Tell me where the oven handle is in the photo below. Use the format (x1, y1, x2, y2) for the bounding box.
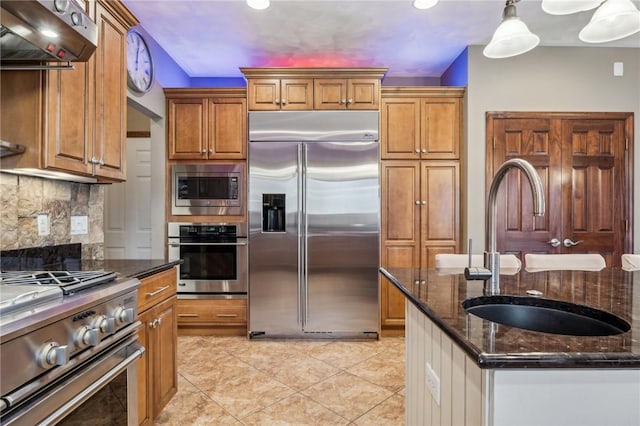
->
(169, 242, 247, 247)
(40, 341, 144, 426)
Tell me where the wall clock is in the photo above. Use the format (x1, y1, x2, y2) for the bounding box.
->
(126, 30, 154, 93)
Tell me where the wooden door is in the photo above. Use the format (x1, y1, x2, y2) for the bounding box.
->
(313, 79, 347, 110)
(280, 79, 313, 110)
(380, 98, 420, 160)
(421, 98, 460, 159)
(208, 97, 246, 159)
(94, 1, 127, 180)
(420, 160, 460, 268)
(561, 119, 629, 266)
(380, 161, 420, 330)
(152, 296, 178, 415)
(247, 79, 281, 110)
(167, 98, 207, 159)
(347, 79, 379, 110)
(488, 113, 632, 266)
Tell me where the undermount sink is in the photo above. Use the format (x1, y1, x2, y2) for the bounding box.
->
(462, 295, 630, 336)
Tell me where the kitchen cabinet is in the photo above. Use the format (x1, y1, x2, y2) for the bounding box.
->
(0, 0, 137, 182)
(176, 298, 247, 336)
(379, 87, 463, 334)
(381, 89, 461, 159)
(246, 78, 313, 111)
(240, 68, 387, 111)
(165, 88, 247, 160)
(137, 267, 178, 425)
(313, 78, 379, 110)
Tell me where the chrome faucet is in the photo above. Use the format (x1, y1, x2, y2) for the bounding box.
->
(485, 159, 545, 294)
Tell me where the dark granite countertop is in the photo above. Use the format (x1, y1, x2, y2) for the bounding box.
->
(80, 259, 181, 280)
(381, 267, 640, 369)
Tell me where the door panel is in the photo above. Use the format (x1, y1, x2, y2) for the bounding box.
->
(304, 142, 379, 333)
(248, 142, 300, 334)
(488, 113, 631, 266)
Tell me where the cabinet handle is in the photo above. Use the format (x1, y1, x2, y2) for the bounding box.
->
(347, 98, 353, 104)
(414, 280, 419, 285)
(275, 99, 280, 105)
(421, 149, 427, 153)
(415, 200, 420, 205)
(415, 149, 420, 153)
(149, 319, 159, 328)
(208, 149, 213, 153)
(178, 313, 199, 317)
(146, 286, 170, 297)
(99, 158, 104, 166)
(341, 99, 346, 104)
(421, 201, 427, 205)
(281, 99, 287, 105)
(216, 313, 238, 318)
(201, 149, 207, 154)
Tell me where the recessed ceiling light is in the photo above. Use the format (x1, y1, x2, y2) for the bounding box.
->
(247, 0, 270, 10)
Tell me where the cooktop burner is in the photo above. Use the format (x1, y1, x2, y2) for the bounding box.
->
(0, 270, 118, 295)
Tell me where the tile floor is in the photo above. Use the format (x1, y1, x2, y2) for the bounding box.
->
(155, 335, 405, 425)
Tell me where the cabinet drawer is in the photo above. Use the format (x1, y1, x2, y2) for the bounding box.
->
(177, 299, 247, 325)
(138, 268, 177, 313)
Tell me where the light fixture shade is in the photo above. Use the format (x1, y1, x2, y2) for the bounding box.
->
(483, 17, 541, 58)
(541, 0, 602, 15)
(413, 0, 439, 10)
(579, 0, 640, 42)
(247, 0, 270, 10)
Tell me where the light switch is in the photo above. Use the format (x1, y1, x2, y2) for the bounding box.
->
(70, 215, 89, 235)
(613, 62, 623, 77)
(37, 214, 50, 236)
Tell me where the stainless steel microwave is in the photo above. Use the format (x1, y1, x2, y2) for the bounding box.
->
(171, 164, 244, 216)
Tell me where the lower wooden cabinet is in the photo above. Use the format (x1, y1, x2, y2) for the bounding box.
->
(177, 298, 247, 336)
(137, 269, 178, 425)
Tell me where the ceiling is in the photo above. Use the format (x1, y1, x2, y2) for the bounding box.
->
(123, 0, 640, 79)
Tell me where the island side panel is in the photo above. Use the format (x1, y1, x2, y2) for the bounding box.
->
(406, 302, 486, 425)
(492, 369, 640, 426)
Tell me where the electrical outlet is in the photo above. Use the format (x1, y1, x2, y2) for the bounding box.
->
(426, 362, 441, 406)
(70, 215, 89, 235)
(37, 214, 50, 236)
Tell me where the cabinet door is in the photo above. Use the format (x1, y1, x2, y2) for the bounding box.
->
(167, 98, 208, 159)
(43, 64, 93, 175)
(347, 79, 379, 110)
(420, 98, 460, 159)
(137, 309, 153, 426)
(152, 296, 178, 416)
(281, 79, 313, 110)
(380, 161, 421, 328)
(381, 98, 421, 160)
(93, 1, 127, 180)
(420, 160, 460, 269)
(247, 79, 281, 110)
(313, 79, 347, 110)
(208, 98, 247, 159)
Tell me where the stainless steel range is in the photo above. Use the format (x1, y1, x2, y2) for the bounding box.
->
(0, 270, 143, 425)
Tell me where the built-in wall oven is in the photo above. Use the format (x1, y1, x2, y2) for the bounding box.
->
(168, 223, 247, 296)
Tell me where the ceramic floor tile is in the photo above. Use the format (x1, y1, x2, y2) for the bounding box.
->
(233, 340, 303, 370)
(153, 389, 239, 426)
(201, 367, 296, 418)
(302, 372, 394, 421)
(307, 341, 384, 369)
(255, 353, 342, 390)
(240, 393, 350, 426)
(180, 354, 256, 391)
(352, 393, 405, 426)
(347, 351, 405, 392)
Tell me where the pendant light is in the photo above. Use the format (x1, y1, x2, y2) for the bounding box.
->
(413, 0, 439, 9)
(247, 0, 270, 10)
(483, 0, 540, 59)
(541, 0, 602, 15)
(579, 0, 640, 42)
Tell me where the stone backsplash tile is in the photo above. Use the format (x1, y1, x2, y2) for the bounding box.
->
(0, 174, 104, 259)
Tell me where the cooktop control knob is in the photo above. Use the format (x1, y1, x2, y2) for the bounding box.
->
(37, 342, 69, 368)
(92, 315, 115, 334)
(114, 306, 134, 325)
(74, 325, 99, 348)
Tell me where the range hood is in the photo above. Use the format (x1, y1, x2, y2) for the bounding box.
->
(0, 0, 97, 67)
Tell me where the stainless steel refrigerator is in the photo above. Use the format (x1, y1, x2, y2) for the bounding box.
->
(248, 111, 380, 338)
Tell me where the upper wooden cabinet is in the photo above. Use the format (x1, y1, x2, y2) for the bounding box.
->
(0, 0, 137, 182)
(240, 68, 387, 111)
(381, 87, 463, 160)
(165, 88, 247, 160)
(247, 78, 313, 110)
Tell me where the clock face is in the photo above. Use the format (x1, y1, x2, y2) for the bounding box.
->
(126, 30, 153, 93)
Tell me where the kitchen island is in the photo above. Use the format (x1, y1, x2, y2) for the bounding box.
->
(381, 267, 640, 426)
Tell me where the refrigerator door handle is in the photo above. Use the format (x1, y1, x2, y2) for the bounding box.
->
(302, 144, 309, 328)
(297, 143, 303, 327)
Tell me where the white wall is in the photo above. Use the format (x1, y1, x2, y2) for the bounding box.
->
(465, 46, 640, 254)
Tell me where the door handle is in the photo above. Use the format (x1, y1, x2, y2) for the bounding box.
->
(547, 238, 561, 248)
(563, 238, 583, 247)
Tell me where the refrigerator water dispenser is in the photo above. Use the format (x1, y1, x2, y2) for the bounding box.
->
(262, 194, 285, 232)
